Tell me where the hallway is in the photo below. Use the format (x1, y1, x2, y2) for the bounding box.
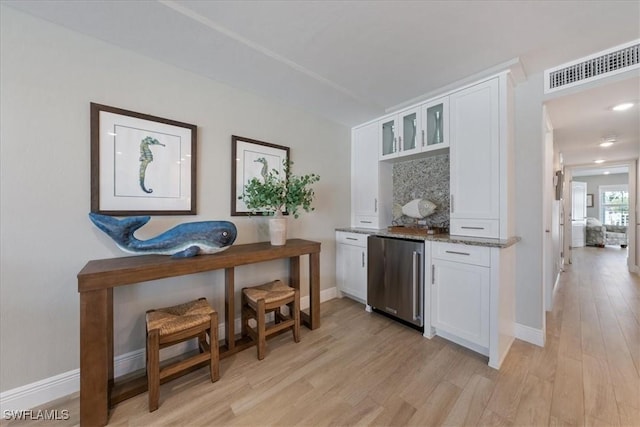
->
(547, 246, 639, 425)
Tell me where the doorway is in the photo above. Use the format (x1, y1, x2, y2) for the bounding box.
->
(564, 162, 636, 269)
(542, 73, 639, 313)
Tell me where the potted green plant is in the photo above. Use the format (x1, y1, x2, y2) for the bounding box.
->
(240, 160, 320, 245)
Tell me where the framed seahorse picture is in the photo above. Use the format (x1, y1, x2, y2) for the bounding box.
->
(231, 135, 289, 216)
(90, 103, 197, 215)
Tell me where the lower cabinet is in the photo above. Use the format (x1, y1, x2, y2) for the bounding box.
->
(431, 258, 490, 348)
(336, 232, 367, 302)
(429, 241, 515, 369)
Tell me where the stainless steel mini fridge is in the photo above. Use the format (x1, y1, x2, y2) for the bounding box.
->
(367, 235, 424, 328)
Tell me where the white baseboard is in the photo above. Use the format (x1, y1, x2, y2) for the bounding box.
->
(301, 286, 338, 310)
(0, 286, 338, 412)
(0, 370, 79, 413)
(514, 322, 545, 347)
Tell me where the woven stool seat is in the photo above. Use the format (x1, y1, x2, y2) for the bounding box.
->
(243, 280, 296, 305)
(146, 299, 214, 337)
(241, 280, 300, 360)
(145, 297, 219, 412)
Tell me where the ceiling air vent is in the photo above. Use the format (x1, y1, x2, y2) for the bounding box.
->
(545, 40, 639, 94)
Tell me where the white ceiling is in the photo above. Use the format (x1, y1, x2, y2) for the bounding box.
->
(573, 166, 629, 177)
(546, 75, 640, 167)
(4, 0, 640, 165)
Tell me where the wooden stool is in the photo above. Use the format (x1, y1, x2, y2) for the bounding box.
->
(145, 297, 219, 412)
(241, 280, 300, 360)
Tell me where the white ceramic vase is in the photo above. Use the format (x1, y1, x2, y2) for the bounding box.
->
(269, 211, 287, 246)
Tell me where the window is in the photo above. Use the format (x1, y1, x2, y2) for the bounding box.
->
(599, 184, 629, 226)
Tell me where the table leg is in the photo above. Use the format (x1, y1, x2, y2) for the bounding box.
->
(107, 288, 114, 397)
(80, 289, 110, 427)
(225, 267, 235, 351)
(309, 252, 320, 329)
(289, 256, 306, 327)
(289, 256, 300, 292)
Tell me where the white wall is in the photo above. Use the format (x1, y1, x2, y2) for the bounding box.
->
(0, 6, 350, 392)
(514, 72, 545, 330)
(637, 158, 640, 270)
(542, 106, 562, 313)
(552, 145, 564, 279)
(573, 173, 629, 220)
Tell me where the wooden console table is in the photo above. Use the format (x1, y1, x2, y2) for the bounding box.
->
(77, 239, 321, 426)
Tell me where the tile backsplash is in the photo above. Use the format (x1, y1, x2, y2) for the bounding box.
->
(393, 154, 450, 228)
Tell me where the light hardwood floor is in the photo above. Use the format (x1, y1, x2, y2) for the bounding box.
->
(4, 246, 639, 426)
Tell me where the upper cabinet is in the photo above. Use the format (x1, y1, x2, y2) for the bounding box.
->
(352, 71, 514, 236)
(449, 75, 513, 239)
(380, 100, 449, 161)
(421, 97, 449, 151)
(352, 122, 392, 229)
(379, 107, 422, 160)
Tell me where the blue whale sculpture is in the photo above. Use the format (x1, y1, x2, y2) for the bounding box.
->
(89, 213, 237, 258)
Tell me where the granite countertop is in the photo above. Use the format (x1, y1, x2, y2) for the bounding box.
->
(335, 227, 520, 248)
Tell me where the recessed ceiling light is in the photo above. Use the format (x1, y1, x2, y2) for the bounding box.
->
(600, 141, 614, 147)
(603, 171, 610, 175)
(612, 102, 634, 111)
(594, 159, 605, 164)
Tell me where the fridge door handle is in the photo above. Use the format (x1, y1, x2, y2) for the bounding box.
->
(412, 251, 420, 321)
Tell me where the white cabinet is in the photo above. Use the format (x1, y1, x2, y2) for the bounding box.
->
(352, 122, 379, 227)
(431, 249, 490, 348)
(379, 99, 449, 161)
(449, 75, 513, 239)
(379, 107, 422, 160)
(336, 232, 368, 302)
(421, 97, 449, 152)
(352, 122, 392, 229)
(429, 241, 515, 369)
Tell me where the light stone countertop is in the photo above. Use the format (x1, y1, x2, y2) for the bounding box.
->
(335, 227, 520, 248)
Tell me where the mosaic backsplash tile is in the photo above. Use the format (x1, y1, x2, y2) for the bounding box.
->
(393, 154, 450, 228)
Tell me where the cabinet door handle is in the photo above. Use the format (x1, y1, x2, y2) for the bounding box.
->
(362, 251, 365, 268)
(422, 129, 425, 147)
(374, 198, 378, 213)
(461, 226, 485, 230)
(445, 250, 471, 256)
(346, 237, 358, 241)
(399, 136, 402, 151)
(412, 251, 420, 321)
(431, 264, 435, 285)
(450, 195, 454, 213)
(360, 220, 372, 224)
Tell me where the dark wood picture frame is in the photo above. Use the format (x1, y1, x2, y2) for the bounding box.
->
(231, 135, 290, 216)
(586, 193, 594, 208)
(90, 103, 197, 215)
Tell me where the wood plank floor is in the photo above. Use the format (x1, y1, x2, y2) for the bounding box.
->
(3, 246, 638, 426)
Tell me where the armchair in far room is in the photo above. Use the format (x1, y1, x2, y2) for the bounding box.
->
(585, 217, 605, 247)
(585, 217, 628, 248)
(605, 224, 628, 248)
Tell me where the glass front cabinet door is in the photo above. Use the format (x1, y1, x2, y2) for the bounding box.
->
(421, 97, 449, 151)
(379, 107, 422, 160)
(380, 116, 397, 159)
(399, 107, 421, 157)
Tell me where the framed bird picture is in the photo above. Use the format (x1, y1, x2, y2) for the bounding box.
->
(231, 135, 289, 216)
